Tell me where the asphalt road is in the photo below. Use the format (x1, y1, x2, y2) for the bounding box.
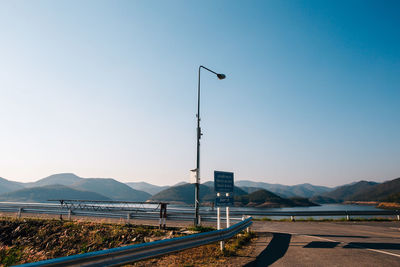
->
(246, 221, 400, 267)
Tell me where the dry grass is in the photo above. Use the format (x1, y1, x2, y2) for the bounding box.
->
(128, 231, 256, 267)
(377, 202, 400, 209)
(0, 217, 175, 266)
(0, 216, 255, 267)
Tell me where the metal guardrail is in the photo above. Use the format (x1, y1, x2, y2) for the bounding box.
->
(1, 202, 399, 221)
(16, 217, 253, 267)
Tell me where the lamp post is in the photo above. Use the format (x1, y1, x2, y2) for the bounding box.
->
(194, 65, 226, 226)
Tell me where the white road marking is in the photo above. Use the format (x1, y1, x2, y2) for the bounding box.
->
(301, 234, 400, 259)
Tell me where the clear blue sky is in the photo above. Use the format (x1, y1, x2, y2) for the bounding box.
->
(1, 0, 399, 186)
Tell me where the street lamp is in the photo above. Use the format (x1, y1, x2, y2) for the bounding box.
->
(194, 65, 226, 226)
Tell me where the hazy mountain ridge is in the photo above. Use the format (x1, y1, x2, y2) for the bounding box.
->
(350, 178, 400, 201)
(235, 189, 318, 208)
(150, 183, 248, 205)
(240, 186, 266, 194)
(0, 184, 111, 202)
(0, 177, 25, 194)
(311, 181, 379, 203)
(235, 180, 332, 198)
(149, 183, 213, 205)
(126, 182, 170, 195)
(1, 174, 399, 205)
(0, 174, 150, 203)
(24, 173, 84, 187)
(150, 183, 317, 207)
(71, 178, 151, 202)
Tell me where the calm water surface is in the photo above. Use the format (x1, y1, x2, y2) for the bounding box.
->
(168, 204, 389, 220)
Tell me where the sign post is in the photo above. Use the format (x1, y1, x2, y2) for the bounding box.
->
(214, 171, 234, 251)
(226, 193, 230, 228)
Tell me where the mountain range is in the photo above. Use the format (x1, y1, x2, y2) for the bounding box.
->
(149, 183, 248, 205)
(0, 177, 24, 194)
(311, 181, 378, 203)
(0, 173, 150, 202)
(235, 180, 332, 198)
(0, 173, 399, 206)
(126, 182, 170, 195)
(235, 189, 317, 208)
(310, 178, 400, 203)
(0, 184, 111, 202)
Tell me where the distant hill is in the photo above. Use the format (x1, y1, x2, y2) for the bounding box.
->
(0, 177, 24, 194)
(240, 186, 266, 194)
(235, 189, 284, 205)
(126, 182, 169, 195)
(26, 173, 83, 187)
(313, 181, 378, 203)
(0, 185, 110, 202)
(202, 181, 250, 195)
(202, 181, 214, 187)
(309, 195, 338, 204)
(235, 189, 317, 208)
(150, 183, 316, 207)
(201, 184, 248, 203)
(350, 178, 400, 202)
(173, 182, 188, 187)
(202, 181, 247, 195)
(289, 197, 318, 207)
(236, 180, 332, 198)
(4, 173, 398, 205)
(71, 178, 151, 202)
(150, 182, 247, 204)
(290, 183, 332, 198)
(386, 192, 400, 203)
(150, 183, 213, 204)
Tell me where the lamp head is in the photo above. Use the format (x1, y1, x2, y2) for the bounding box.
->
(217, 73, 226, 80)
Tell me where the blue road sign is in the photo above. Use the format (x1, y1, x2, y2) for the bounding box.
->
(214, 171, 234, 193)
(215, 195, 234, 207)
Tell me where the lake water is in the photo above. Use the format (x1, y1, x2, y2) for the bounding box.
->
(168, 204, 390, 220)
(235, 203, 382, 212)
(171, 203, 382, 212)
(234, 204, 387, 220)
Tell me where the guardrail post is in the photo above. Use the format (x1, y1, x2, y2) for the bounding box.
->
(17, 208, 23, 218)
(242, 215, 250, 233)
(160, 203, 167, 229)
(226, 206, 230, 228)
(217, 204, 224, 251)
(226, 193, 230, 228)
(397, 214, 400, 221)
(127, 212, 131, 224)
(217, 207, 221, 230)
(346, 213, 350, 221)
(68, 209, 72, 220)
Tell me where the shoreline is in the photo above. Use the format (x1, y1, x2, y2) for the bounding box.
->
(344, 201, 400, 210)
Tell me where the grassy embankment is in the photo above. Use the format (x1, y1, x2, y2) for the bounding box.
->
(0, 217, 254, 267)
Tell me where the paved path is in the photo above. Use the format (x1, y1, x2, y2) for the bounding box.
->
(245, 221, 400, 266)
